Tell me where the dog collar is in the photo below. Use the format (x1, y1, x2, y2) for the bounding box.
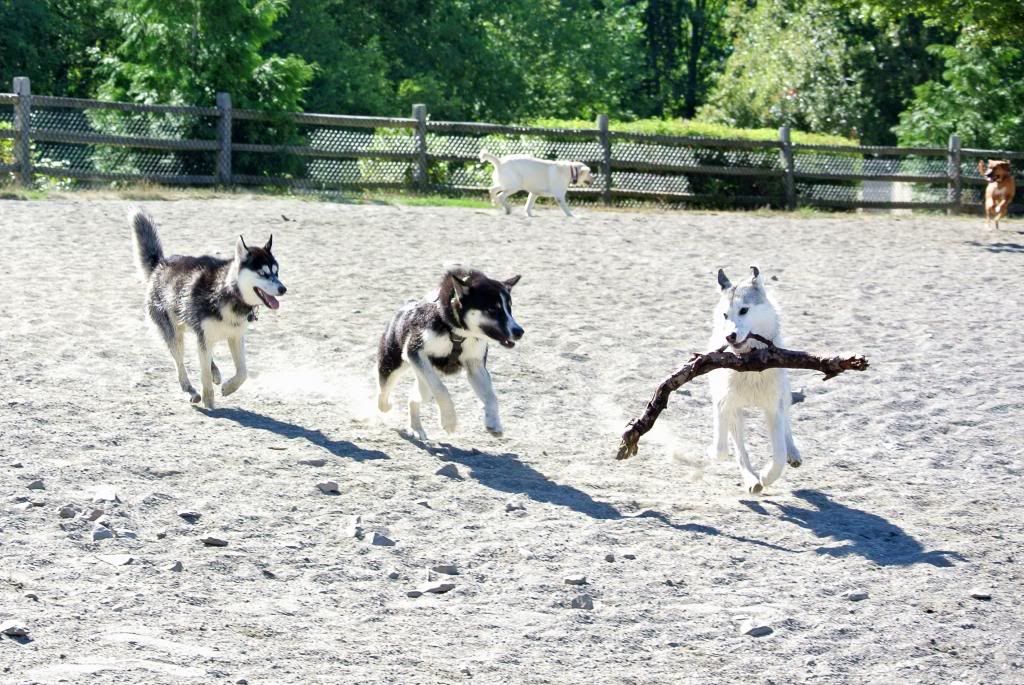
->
(248, 305, 259, 322)
(570, 165, 579, 184)
(444, 331, 466, 369)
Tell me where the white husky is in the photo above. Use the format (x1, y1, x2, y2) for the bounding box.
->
(707, 266, 800, 494)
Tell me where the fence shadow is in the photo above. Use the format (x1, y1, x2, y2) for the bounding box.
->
(206, 407, 389, 461)
(747, 489, 962, 567)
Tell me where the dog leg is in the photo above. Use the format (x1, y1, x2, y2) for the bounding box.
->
(785, 420, 802, 467)
(409, 351, 457, 434)
(169, 326, 200, 404)
(377, 363, 407, 413)
(706, 402, 730, 462)
(488, 185, 502, 208)
(210, 361, 222, 385)
(407, 374, 431, 440)
(758, 408, 789, 489)
(555, 194, 574, 218)
(730, 412, 762, 494)
(196, 340, 216, 409)
(525, 193, 538, 218)
(222, 336, 248, 396)
(466, 360, 502, 436)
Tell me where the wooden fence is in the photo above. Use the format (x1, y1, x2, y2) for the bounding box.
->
(1, 77, 1021, 213)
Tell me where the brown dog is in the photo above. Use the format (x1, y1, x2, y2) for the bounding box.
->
(978, 159, 1016, 229)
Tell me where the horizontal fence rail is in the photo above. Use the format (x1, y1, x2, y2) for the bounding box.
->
(1, 76, 1022, 214)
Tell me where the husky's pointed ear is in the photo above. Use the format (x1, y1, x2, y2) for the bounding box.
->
(749, 265, 764, 288)
(235, 235, 249, 261)
(264, 234, 273, 252)
(717, 269, 732, 291)
(504, 274, 521, 289)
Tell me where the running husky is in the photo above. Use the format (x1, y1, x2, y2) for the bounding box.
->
(377, 268, 524, 439)
(707, 266, 800, 494)
(129, 209, 287, 409)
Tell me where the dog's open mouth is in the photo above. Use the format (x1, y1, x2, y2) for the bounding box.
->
(254, 287, 281, 310)
(499, 338, 516, 349)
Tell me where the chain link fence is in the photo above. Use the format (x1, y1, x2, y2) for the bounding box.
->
(2, 77, 1021, 214)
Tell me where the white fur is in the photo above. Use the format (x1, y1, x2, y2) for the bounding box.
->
(706, 266, 801, 494)
(480, 151, 593, 217)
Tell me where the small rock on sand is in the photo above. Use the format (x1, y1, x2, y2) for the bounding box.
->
(347, 516, 365, 540)
(85, 508, 104, 521)
(368, 532, 395, 547)
(92, 525, 114, 541)
(201, 537, 229, 547)
(845, 590, 869, 602)
(421, 581, 456, 594)
(387, 570, 401, 580)
(317, 481, 340, 495)
(604, 554, 615, 562)
(434, 463, 462, 479)
(406, 589, 424, 598)
(92, 485, 120, 503)
(27, 479, 45, 490)
(432, 564, 459, 575)
(177, 510, 201, 523)
(564, 575, 587, 586)
(0, 621, 30, 637)
(571, 594, 594, 610)
(12, 502, 33, 513)
(740, 620, 773, 637)
(58, 505, 79, 519)
(115, 529, 138, 539)
(96, 554, 133, 566)
(505, 498, 527, 512)
(969, 587, 993, 600)
(168, 561, 184, 572)
(299, 459, 327, 467)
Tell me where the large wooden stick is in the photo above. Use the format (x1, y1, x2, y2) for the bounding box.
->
(616, 334, 868, 461)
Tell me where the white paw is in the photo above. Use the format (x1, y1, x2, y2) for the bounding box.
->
(408, 424, 428, 441)
(485, 416, 504, 437)
(787, 453, 802, 468)
(222, 375, 245, 397)
(378, 394, 392, 413)
(742, 472, 763, 494)
(188, 390, 201, 404)
(201, 390, 215, 409)
(440, 406, 458, 434)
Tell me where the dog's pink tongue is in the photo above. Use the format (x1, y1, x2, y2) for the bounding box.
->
(264, 294, 280, 310)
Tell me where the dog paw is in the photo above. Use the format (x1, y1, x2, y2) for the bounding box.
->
(221, 377, 240, 396)
(378, 395, 392, 413)
(741, 472, 763, 494)
(201, 390, 215, 409)
(787, 454, 802, 468)
(189, 390, 201, 405)
(746, 480, 764, 495)
(440, 408, 458, 434)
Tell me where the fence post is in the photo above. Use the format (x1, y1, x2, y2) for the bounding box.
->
(412, 103, 427, 192)
(947, 133, 961, 215)
(779, 125, 795, 211)
(12, 77, 32, 188)
(596, 113, 611, 206)
(216, 92, 232, 186)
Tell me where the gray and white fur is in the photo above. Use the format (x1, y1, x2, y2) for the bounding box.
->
(129, 208, 287, 409)
(377, 268, 524, 439)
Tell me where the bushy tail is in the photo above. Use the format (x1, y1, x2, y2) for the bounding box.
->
(129, 208, 164, 279)
(479, 149, 500, 167)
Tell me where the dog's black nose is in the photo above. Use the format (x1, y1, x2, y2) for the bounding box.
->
(726, 332, 737, 343)
(278, 285, 287, 295)
(512, 325, 524, 340)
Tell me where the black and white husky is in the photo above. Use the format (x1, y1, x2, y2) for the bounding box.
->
(129, 209, 287, 409)
(377, 268, 524, 439)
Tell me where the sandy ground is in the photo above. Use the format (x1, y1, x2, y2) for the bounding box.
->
(1, 199, 1022, 684)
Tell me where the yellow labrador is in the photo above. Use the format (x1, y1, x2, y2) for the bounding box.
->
(480, 150, 593, 217)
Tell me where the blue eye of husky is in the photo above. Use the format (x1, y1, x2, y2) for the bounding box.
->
(739, 307, 749, 315)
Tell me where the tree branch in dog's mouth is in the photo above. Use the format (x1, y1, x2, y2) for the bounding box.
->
(615, 340, 869, 461)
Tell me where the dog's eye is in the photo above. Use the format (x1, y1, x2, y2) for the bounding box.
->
(739, 307, 749, 315)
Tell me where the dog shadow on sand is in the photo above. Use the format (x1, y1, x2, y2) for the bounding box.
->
(742, 489, 963, 567)
(205, 407, 389, 461)
(964, 239, 1024, 254)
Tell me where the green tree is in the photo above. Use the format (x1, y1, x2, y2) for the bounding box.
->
(98, 0, 313, 111)
(894, 36, 1024, 149)
(699, 0, 866, 136)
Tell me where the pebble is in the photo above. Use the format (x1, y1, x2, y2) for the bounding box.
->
(571, 594, 594, 610)
(421, 581, 456, 594)
(299, 459, 327, 467)
(11, 502, 33, 513)
(177, 510, 201, 523)
(317, 481, 340, 495)
(406, 589, 424, 598)
(740, 620, 773, 637)
(969, 587, 992, 601)
(505, 498, 527, 512)
(96, 554, 133, 566)
(347, 516, 365, 540)
(0, 621, 29, 637)
(10, 462, 23, 468)
(85, 508, 105, 521)
(432, 564, 459, 575)
(201, 537, 229, 547)
(27, 479, 45, 490)
(434, 463, 462, 479)
(564, 575, 587, 586)
(623, 553, 636, 560)
(387, 570, 401, 580)
(24, 593, 38, 601)
(92, 485, 120, 503)
(604, 554, 615, 562)
(168, 561, 184, 572)
(845, 590, 869, 602)
(92, 525, 115, 541)
(368, 532, 395, 547)
(115, 529, 138, 540)
(58, 505, 79, 519)
(156, 530, 168, 540)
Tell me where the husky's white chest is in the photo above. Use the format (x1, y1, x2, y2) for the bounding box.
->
(710, 366, 788, 410)
(201, 306, 249, 343)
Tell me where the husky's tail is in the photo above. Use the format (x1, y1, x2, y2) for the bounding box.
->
(479, 149, 501, 167)
(129, 208, 164, 279)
